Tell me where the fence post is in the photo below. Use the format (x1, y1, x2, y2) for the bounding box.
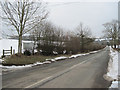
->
(11, 46, 12, 55)
(3, 49, 4, 57)
(13, 49, 15, 55)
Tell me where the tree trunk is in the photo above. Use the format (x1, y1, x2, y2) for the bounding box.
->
(18, 35, 22, 54)
(81, 35, 84, 53)
(118, 38, 120, 48)
(114, 39, 116, 48)
(33, 35, 36, 55)
(114, 44, 116, 48)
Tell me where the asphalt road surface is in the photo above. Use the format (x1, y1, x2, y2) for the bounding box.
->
(2, 47, 111, 88)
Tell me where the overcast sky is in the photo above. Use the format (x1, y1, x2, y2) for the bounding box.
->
(0, 0, 119, 38)
(46, 1, 118, 38)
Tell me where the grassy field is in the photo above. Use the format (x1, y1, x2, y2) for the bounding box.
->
(2, 54, 70, 66)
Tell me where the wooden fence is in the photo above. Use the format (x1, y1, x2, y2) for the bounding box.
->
(3, 46, 13, 57)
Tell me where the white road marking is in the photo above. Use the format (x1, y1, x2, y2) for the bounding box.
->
(25, 59, 88, 88)
(69, 60, 87, 70)
(25, 76, 53, 88)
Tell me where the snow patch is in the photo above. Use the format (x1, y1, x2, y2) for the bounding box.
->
(109, 81, 118, 88)
(33, 62, 43, 66)
(53, 51, 58, 55)
(34, 49, 38, 53)
(105, 46, 119, 88)
(69, 52, 93, 58)
(1, 62, 43, 69)
(107, 47, 118, 80)
(0, 39, 33, 57)
(54, 56, 68, 61)
(0, 61, 42, 70)
(0, 64, 32, 69)
(69, 54, 83, 58)
(69, 50, 100, 59)
(43, 61, 51, 64)
(46, 56, 68, 62)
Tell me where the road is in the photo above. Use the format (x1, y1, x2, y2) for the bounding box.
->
(2, 47, 111, 88)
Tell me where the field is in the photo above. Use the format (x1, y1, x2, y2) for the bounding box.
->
(0, 39, 33, 57)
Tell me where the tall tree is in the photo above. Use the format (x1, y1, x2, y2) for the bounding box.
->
(103, 20, 119, 48)
(35, 21, 56, 55)
(76, 23, 92, 52)
(0, 0, 48, 54)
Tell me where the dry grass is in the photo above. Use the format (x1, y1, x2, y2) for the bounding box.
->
(2, 54, 70, 66)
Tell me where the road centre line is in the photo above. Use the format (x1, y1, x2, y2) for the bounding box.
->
(25, 59, 88, 88)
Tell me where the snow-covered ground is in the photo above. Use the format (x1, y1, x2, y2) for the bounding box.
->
(0, 39, 18, 57)
(69, 53, 88, 58)
(107, 47, 118, 80)
(0, 39, 33, 57)
(69, 50, 101, 58)
(105, 47, 119, 88)
(46, 56, 68, 62)
(53, 56, 68, 61)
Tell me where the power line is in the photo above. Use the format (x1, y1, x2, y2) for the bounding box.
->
(48, 2, 80, 7)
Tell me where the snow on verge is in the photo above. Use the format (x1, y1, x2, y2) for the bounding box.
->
(1, 56, 68, 70)
(69, 50, 100, 58)
(1, 62, 44, 70)
(107, 47, 118, 80)
(104, 47, 119, 88)
(54, 56, 68, 61)
(69, 53, 88, 58)
(1, 50, 101, 70)
(109, 81, 118, 88)
(46, 56, 68, 62)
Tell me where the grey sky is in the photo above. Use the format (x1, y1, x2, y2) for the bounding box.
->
(47, 1, 118, 38)
(0, 0, 118, 38)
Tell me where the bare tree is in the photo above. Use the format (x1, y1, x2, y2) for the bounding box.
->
(0, 0, 48, 54)
(54, 27, 64, 46)
(29, 21, 45, 54)
(76, 22, 92, 52)
(103, 20, 119, 48)
(35, 21, 56, 55)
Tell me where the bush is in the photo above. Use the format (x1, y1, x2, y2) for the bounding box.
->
(84, 43, 105, 52)
(37, 44, 55, 56)
(24, 50, 31, 56)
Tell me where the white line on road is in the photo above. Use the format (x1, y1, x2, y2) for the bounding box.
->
(25, 59, 89, 88)
(25, 76, 53, 88)
(69, 60, 87, 70)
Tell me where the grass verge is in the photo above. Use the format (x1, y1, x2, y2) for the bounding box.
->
(2, 54, 70, 66)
